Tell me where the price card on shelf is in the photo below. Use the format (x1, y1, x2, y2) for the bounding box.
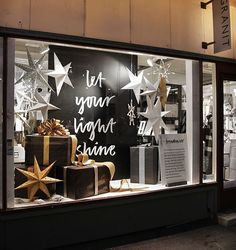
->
(159, 134, 188, 187)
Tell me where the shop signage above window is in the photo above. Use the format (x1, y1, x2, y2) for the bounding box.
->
(213, 0, 231, 53)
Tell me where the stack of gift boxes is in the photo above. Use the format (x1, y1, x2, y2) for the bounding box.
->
(15, 119, 160, 201)
(15, 119, 113, 201)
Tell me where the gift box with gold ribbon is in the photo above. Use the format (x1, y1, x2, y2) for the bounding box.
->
(56, 153, 115, 199)
(25, 119, 78, 166)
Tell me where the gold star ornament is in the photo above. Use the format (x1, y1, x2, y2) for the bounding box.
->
(15, 156, 62, 201)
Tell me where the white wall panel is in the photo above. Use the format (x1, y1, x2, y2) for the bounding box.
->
(0, 0, 30, 29)
(30, 0, 84, 36)
(130, 0, 170, 48)
(85, 0, 130, 42)
(170, 0, 203, 53)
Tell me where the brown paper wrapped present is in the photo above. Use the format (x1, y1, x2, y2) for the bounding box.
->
(25, 134, 77, 166)
(56, 153, 115, 199)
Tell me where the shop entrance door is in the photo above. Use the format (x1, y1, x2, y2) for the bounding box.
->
(219, 76, 236, 210)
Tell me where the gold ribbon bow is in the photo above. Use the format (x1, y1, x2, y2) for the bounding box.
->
(75, 154, 147, 193)
(38, 118, 70, 136)
(77, 153, 95, 166)
(75, 153, 115, 181)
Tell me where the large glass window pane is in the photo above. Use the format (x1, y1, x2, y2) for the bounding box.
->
(223, 80, 236, 189)
(10, 38, 200, 208)
(202, 62, 216, 183)
(0, 38, 3, 209)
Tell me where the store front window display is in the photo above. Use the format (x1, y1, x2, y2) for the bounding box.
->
(9, 38, 201, 208)
(223, 80, 236, 189)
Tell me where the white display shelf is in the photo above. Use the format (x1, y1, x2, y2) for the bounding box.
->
(13, 179, 203, 209)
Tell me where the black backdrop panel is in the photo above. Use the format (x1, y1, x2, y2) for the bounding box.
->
(48, 45, 138, 179)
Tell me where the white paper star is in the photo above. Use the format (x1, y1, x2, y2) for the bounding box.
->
(15, 47, 53, 92)
(147, 58, 174, 83)
(122, 68, 144, 104)
(140, 96, 169, 142)
(46, 53, 74, 96)
(156, 59, 172, 81)
(140, 77, 160, 98)
(14, 82, 37, 128)
(29, 92, 60, 121)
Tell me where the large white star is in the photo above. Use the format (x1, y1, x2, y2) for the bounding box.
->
(46, 53, 74, 96)
(140, 96, 169, 142)
(29, 92, 60, 121)
(15, 47, 53, 92)
(122, 68, 144, 104)
(140, 77, 161, 103)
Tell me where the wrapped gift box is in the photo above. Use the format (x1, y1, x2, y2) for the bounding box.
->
(130, 145, 159, 184)
(25, 135, 77, 166)
(56, 165, 111, 199)
(14, 164, 56, 199)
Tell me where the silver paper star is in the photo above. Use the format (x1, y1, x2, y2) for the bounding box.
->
(140, 77, 160, 103)
(127, 99, 136, 126)
(140, 96, 169, 142)
(46, 53, 74, 96)
(14, 82, 36, 129)
(14, 97, 31, 129)
(147, 58, 174, 82)
(157, 59, 172, 80)
(15, 47, 53, 92)
(122, 68, 144, 104)
(29, 92, 60, 121)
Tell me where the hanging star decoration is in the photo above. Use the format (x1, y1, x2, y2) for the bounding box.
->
(146, 58, 173, 107)
(158, 76, 171, 108)
(29, 91, 60, 121)
(127, 99, 136, 126)
(122, 68, 144, 104)
(140, 77, 160, 104)
(15, 156, 62, 201)
(46, 53, 74, 96)
(15, 46, 53, 92)
(14, 82, 36, 129)
(147, 58, 174, 80)
(140, 96, 169, 142)
(155, 59, 173, 80)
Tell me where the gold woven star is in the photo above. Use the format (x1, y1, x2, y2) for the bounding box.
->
(15, 156, 62, 201)
(159, 77, 171, 107)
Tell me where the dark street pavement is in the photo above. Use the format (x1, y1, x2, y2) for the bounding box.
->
(109, 224, 236, 250)
(52, 220, 236, 250)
